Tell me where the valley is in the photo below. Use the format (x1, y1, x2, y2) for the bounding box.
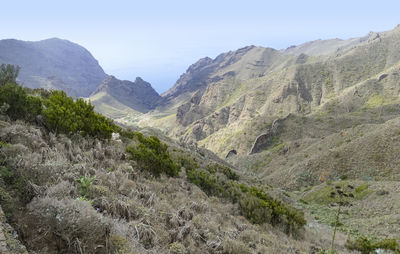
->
(0, 24, 400, 253)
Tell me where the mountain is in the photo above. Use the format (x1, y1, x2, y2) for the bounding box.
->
(89, 75, 161, 124)
(136, 25, 400, 156)
(130, 25, 400, 244)
(0, 38, 106, 97)
(1, 26, 400, 253)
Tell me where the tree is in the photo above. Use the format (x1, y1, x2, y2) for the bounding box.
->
(0, 64, 20, 86)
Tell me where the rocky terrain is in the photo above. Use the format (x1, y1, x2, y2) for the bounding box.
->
(89, 76, 161, 124)
(0, 38, 107, 97)
(97, 25, 400, 252)
(136, 25, 400, 158)
(1, 24, 400, 253)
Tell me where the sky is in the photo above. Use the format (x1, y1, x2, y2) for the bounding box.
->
(1, 0, 400, 93)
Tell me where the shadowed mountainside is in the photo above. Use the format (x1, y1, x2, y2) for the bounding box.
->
(0, 38, 106, 97)
(89, 75, 161, 122)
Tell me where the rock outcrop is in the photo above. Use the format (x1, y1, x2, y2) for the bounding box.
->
(249, 117, 286, 155)
(225, 149, 237, 159)
(90, 76, 161, 114)
(0, 206, 28, 254)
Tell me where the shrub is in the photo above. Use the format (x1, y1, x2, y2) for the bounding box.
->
(345, 237, 399, 254)
(0, 83, 43, 121)
(169, 242, 186, 254)
(109, 234, 132, 254)
(0, 64, 19, 86)
(222, 238, 251, 254)
(126, 132, 180, 177)
(27, 196, 111, 254)
(178, 155, 199, 171)
(207, 163, 239, 180)
(76, 175, 96, 197)
(42, 90, 117, 139)
(376, 189, 389, 196)
(185, 166, 306, 234)
(186, 168, 223, 196)
(244, 186, 306, 233)
(0, 166, 14, 185)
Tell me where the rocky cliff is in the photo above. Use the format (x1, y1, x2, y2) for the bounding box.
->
(90, 75, 161, 113)
(137, 25, 400, 159)
(0, 38, 106, 97)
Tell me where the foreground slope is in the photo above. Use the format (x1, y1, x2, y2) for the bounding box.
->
(0, 79, 359, 253)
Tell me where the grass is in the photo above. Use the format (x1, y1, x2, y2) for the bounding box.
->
(362, 94, 399, 109)
(302, 181, 372, 205)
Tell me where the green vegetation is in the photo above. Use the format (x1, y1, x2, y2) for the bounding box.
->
(0, 83, 43, 122)
(240, 186, 306, 234)
(185, 163, 306, 234)
(43, 90, 117, 139)
(345, 236, 399, 254)
(302, 182, 371, 205)
(76, 175, 96, 197)
(126, 132, 180, 177)
(0, 65, 118, 139)
(187, 168, 225, 196)
(206, 163, 240, 181)
(0, 64, 19, 86)
(328, 185, 355, 254)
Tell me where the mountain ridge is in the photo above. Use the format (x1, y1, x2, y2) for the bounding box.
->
(0, 37, 106, 97)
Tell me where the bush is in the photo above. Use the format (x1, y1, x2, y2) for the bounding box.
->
(178, 155, 199, 171)
(109, 234, 132, 254)
(186, 168, 223, 196)
(76, 175, 96, 197)
(345, 237, 399, 254)
(185, 165, 306, 234)
(169, 242, 186, 254)
(243, 186, 306, 233)
(0, 83, 43, 121)
(43, 90, 117, 139)
(0, 64, 19, 86)
(27, 196, 111, 254)
(126, 132, 180, 177)
(207, 163, 239, 180)
(222, 238, 251, 254)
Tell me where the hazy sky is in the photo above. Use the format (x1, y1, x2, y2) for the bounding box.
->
(1, 0, 399, 93)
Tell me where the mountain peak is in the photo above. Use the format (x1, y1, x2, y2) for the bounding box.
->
(90, 76, 161, 114)
(0, 38, 106, 97)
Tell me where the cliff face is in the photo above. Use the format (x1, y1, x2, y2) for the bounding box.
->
(136, 25, 400, 158)
(90, 75, 161, 114)
(0, 38, 106, 97)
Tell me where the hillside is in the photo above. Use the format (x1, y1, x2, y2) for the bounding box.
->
(0, 38, 106, 97)
(118, 25, 400, 250)
(89, 76, 161, 124)
(0, 77, 358, 253)
(1, 24, 400, 253)
(132, 25, 400, 156)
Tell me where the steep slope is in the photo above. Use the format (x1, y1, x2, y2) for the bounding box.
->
(0, 38, 106, 97)
(137, 25, 400, 159)
(137, 46, 298, 133)
(89, 76, 161, 124)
